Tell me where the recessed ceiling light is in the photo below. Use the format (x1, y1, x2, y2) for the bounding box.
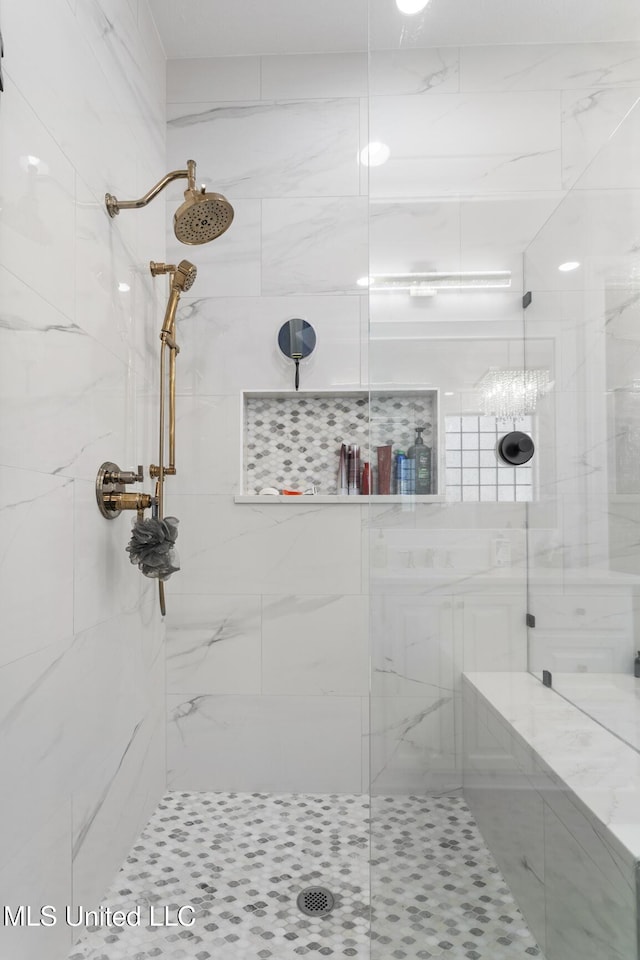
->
(359, 141, 391, 167)
(118, 282, 131, 293)
(396, 0, 430, 14)
(558, 261, 580, 272)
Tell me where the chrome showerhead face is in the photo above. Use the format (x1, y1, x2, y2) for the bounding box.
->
(174, 190, 234, 245)
(174, 260, 198, 292)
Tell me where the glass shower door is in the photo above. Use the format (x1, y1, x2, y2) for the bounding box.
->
(524, 96, 640, 747)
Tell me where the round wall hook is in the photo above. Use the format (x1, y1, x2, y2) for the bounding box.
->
(497, 431, 535, 465)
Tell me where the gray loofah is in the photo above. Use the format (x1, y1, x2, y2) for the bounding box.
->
(126, 516, 180, 581)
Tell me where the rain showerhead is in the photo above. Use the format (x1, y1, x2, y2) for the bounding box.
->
(174, 189, 234, 245)
(105, 160, 234, 246)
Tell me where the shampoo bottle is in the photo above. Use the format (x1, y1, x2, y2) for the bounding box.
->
(408, 427, 431, 495)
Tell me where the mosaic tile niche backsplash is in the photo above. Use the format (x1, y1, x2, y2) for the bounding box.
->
(243, 392, 437, 494)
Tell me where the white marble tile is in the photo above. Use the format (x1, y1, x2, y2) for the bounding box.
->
(3, 0, 142, 208)
(0, 266, 130, 479)
(171, 395, 242, 495)
(0, 636, 74, 864)
(370, 594, 455, 697)
(0, 467, 74, 667)
(369, 92, 561, 197)
(167, 98, 360, 199)
(462, 707, 546, 950)
(167, 694, 363, 793)
(369, 695, 459, 795)
(169, 495, 363, 596)
(0, 801, 73, 960)
(574, 95, 640, 190)
(461, 42, 640, 92)
(72, 703, 165, 913)
(73, 478, 142, 635)
(369, 199, 462, 275)
(562, 87, 640, 188)
(0, 77, 76, 319)
(75, 0, 165, 151)
(261, 52, 367, 99)
(262, 594, 369, 696)
(544, 802, 636, 960)
(175, 295, 363, 394)
(262, 197, 368, 295)
(370, 47, 460, 95)
(166, 593, 261, 695)
(168, 56, 261, 103)
(166, 198, 261, 298)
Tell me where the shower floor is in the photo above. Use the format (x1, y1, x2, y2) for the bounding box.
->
(67, 792, 544, 960)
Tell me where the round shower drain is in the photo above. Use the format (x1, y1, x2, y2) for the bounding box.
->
(296, 886, 335, 917)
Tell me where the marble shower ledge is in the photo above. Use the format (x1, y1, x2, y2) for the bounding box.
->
(234, 494, 445, 503)
(464, 671, 640, 865)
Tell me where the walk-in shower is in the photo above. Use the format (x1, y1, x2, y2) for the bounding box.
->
(4, 2, 640, 960)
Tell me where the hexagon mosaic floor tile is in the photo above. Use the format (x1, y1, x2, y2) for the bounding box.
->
(67, 793, 545, 960)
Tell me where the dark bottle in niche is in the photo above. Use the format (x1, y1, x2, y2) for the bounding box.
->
(635, 651, 640, 678)
(408, 426, 431, 494)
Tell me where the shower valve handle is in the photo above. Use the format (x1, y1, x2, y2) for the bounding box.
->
(105, 465, 144, 484)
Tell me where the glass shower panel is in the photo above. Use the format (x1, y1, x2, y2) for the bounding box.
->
(524, 97, 640, 752)
(366, 11, 533, 958)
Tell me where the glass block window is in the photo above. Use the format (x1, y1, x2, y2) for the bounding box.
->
(444, 415, 534, 503)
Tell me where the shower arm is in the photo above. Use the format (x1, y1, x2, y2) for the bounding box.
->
(105, 160, 197, 218)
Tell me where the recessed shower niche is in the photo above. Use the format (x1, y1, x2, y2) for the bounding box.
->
(235, 388, 442, 501)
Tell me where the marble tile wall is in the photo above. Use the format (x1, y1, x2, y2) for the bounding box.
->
(164, 47, 370, 795)
(164, 40, 640, 798)
(0, 2, 167, 957)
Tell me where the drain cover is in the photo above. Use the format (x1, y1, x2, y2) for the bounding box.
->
(297, 886, 335, 917)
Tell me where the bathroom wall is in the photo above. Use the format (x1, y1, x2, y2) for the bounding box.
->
(0, 2, 166, 956)
(162, 40, 640, 797)
(163, 48, 370, 794)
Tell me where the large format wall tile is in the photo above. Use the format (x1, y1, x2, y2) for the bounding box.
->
(369, 92, 561, 197)
(167, 98, 360, 199)
(170, 495, 363, 596)
(261, 197, 368, 295)
(0, 3, 166, 954)
(167, 693, 363, 793)
(460, 42, 640, 92)
(0, 802, 73, 960)
(166, 594, 262, 695)
(175, 295, 363, 394)
(262, 594, 369, 696)
(0, 78, 76, 319)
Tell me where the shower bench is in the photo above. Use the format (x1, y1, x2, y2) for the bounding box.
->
(462, 671, 640, 960)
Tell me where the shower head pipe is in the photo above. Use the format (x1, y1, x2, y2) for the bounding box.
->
(106, 160, 198, 218)
(106, 160, 234, 245)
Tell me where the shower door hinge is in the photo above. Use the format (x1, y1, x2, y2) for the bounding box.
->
(542, 669, 552, 688)
(522, 291, 532, 309)
(526, 613, 535, 628)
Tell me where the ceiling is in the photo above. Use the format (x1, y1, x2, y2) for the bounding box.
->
(148, 0, 640, 59)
